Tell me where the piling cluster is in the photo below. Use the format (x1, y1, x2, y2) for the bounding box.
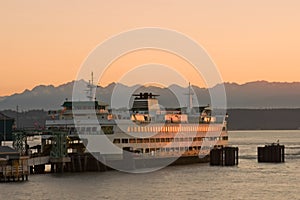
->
(258, 144, 285, 163)
(210, 147, 239, 166)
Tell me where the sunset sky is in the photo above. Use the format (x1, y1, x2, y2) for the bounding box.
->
(1, 1, 300, 96)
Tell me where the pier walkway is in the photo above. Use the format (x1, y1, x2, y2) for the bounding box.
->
(28, 156, 50, 166)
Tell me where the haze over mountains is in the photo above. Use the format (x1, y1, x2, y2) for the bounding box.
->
(1, 80, 300, 111)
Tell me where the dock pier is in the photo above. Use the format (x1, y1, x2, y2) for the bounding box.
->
(7, 130, 110, 175)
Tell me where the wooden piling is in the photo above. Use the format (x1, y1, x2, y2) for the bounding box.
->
(78, 155, 82, 172)
(84, 155, 87, 172)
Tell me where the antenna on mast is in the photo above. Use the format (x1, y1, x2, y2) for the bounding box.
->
(188, 82, 193, 110)
(86, 72, 96, 101)
(184, 82, 194, 113)
(91, 72, 93, 86)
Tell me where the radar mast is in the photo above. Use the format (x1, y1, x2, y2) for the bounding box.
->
(86, 72, 96, 101)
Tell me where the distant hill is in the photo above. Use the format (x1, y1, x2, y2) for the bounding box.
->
(1, 80, 300, 110)
(227, 109, 300, 130)
(224, 81, 300, 108)
(1, 109, 47, 129)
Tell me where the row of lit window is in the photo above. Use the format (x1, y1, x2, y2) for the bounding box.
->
(113, 136, 228, 144)
(127, 146, 209, 153)
(66, 126, 224, 135)
(76, 127, 98, 132)
(72, 106, 95, 110)
(70, 126, 113, 135)
(127, 126, 223, 133)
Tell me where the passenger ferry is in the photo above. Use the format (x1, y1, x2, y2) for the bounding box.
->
(45, 80, 228, 169)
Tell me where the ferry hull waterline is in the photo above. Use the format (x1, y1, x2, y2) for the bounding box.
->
(46, 80, 228, 173)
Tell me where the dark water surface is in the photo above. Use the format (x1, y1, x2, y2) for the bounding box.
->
(1, 130, 300, 200)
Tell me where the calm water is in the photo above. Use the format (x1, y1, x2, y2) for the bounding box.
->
(1, 130, 300, 200)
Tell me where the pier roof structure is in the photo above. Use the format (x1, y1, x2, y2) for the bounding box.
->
(0, 113, 14, 120)
(0, 146, 20, 160)
(0, 112, 15, 141)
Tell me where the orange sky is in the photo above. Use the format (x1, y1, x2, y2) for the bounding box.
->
(1, 1, 300, 96)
